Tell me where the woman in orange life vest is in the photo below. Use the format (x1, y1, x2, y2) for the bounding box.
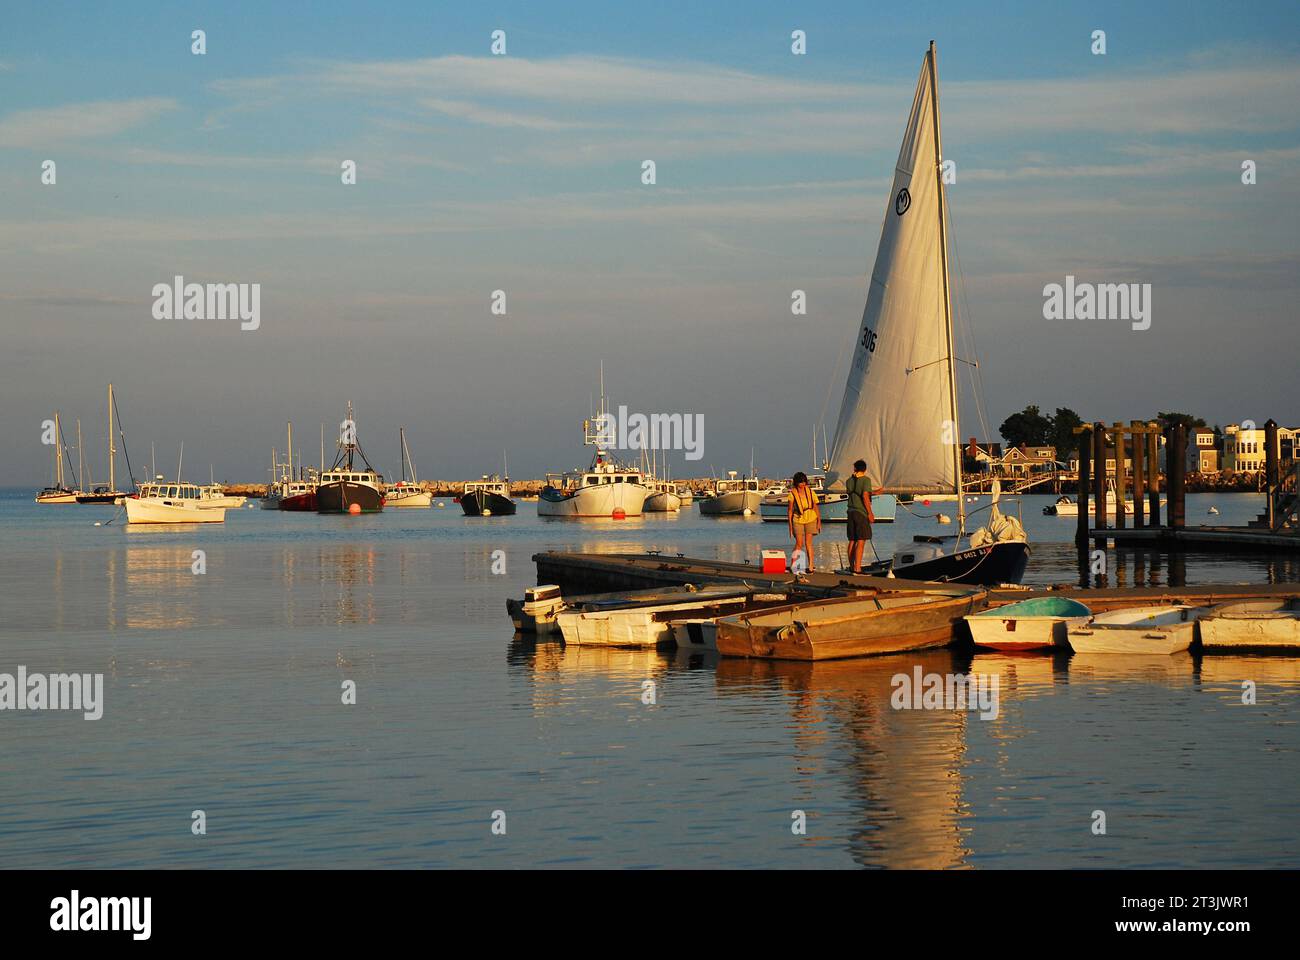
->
(787, 471, 821, 573)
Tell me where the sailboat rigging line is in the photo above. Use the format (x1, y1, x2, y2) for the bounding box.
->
(57, 417, 79, 490)
(112, 390, 137, 488)
(817, 310, 858, 439)
(944, 192, 992, 445)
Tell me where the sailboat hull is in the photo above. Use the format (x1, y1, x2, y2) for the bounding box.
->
(386, 488, 432, 508)
(74, 492, 120, 504)
(893, 540, 1030, 586)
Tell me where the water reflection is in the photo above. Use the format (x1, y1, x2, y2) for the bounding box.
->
(717, 651, 971, 868)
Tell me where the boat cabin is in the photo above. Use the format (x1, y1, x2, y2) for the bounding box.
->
(321, 470, 380, 484)
(138, 481, 203, 500)
(714, 477, 761, 494)
(464, 475, 510, 496)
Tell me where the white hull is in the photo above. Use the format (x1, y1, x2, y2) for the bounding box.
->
(199, 495, 246, 509)
(1199, 601, 1300, 650)
(966, 615, 1089, 651)
(387, 489, 432, 508)
(644, 491, 681, 512)
(125, 498, 226, 524)
(1067, 605, 1203, 654)
(538, 483, 648, 518)
(557, 590, 752, 647)
(36, 492, 79, 504)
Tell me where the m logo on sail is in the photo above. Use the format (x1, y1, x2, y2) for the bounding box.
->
(895, 187, 911, 216)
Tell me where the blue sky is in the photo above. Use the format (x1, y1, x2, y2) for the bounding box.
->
(2, 1, 1297, 484)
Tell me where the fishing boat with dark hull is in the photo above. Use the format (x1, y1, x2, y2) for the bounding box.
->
(317, 402, 385, 514)
(459, 475, 515, 516)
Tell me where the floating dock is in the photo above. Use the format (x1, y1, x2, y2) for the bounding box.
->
(533, 551, 1300, 614)
(1099, 526, 1300, 552)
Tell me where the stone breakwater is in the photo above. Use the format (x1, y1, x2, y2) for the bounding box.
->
(220, 479, 763, 499)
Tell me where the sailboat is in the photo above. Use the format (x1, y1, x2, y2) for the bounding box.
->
(35, 411, 81, 503)
(386, 427, 432, 507)
(317, 402, 385, 513)
(824, 41, 1029, 585)
(76, 385, 131, 503)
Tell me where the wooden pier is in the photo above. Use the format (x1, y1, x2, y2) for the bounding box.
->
(533, 551, 1300, 613)
(1078, 418, 1299, 557)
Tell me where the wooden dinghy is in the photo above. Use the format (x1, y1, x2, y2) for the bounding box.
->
(1066, 605, 1207, 655)
(508, 583, 733, 635)
(556, 586, 758, 647)
(1198, 599, 1300, 652)
(714, 588, 985, 661)
(965, 596, 1091, 652)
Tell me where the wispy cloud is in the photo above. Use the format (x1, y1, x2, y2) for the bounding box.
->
(0, 97, 177, 147)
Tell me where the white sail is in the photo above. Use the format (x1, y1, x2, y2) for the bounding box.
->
(827, 48, 954, 495)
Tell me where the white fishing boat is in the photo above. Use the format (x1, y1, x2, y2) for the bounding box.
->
(965, 596, 1092, 651)
(387, 428, 431, 507)
(198, 484, 246, 509)
(1066, 605, 1206, 655)
(538, 376, 648, 518)
(643, 479, 683, 512)
(557, 586, 760, 647)
(821, 42, 1028, 585)
(1198, 599, 1300, 651)
(697, 471, 764, 516)
(125, 477, 226, 524)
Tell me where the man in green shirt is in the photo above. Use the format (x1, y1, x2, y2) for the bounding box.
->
(844, 459, 874, 574)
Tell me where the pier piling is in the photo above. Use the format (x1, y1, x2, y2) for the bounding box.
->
(1130, 420, 1146, 528)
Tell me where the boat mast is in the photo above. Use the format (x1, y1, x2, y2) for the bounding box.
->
(287, 421, 293, 482)
(54, 411, 63, 488)
(928, 40, 964, 531)
(77, 419, 84, 490)
(108, 384, 116, 493)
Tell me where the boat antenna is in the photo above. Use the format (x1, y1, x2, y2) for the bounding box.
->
(177, 442, 183, 484)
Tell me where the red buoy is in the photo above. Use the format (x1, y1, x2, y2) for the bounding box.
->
(612, 508, 626, 519)
(348, 502, 362, 515)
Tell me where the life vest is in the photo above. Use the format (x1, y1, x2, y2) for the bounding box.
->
(791, 486, 819, 524)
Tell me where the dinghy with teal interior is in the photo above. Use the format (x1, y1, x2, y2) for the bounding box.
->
(965, 596, 1091, 652)
(1066, 604, 1207, 655)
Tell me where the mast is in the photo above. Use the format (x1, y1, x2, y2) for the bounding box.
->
(287, 421, 293, 482)
(77, 419, 84, 490)
(54, 412, 63, 488)
(320, 424, 325, 474)
(928, 40, 964, 531)
(108, 384, 116, 492)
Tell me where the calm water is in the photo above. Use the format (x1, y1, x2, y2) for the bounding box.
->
(2, 488, 1298, 868)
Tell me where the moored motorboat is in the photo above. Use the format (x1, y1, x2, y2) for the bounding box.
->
(198, 484, 247, 509)
(965, 596, 1092, 651)
(715, 587, 985, 661)
(460, 474, 516, 516)
(697, 472, 763, 516)
(317, 402, 385, 513)
(557, 585, 760, 647)
(1066, 605, 1206, 655)
(125, 479, 226, 524)
(643, 479, 683, 512)
(1198, 599, 1300, 651)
